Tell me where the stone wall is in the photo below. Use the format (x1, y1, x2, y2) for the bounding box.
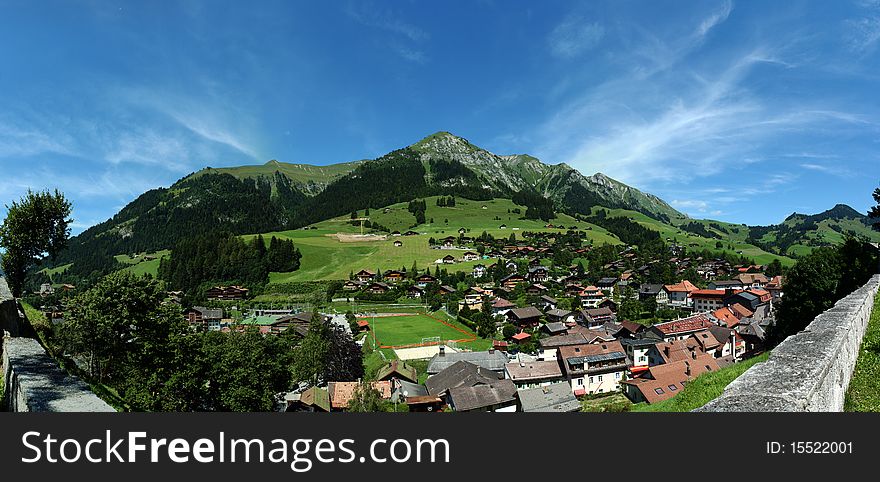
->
(0, 276, 24, 336)
(697, 274, 880, 412)
(3, 337, 115, 412)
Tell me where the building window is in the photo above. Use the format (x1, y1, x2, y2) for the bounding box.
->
(668, 385, 678, 391)
(577, 378, 583, 386)
(588, 377, 594, 384)
(598, 375, 603, 382)
(615, 372, 621, 379)
(654, 387, 665, 395)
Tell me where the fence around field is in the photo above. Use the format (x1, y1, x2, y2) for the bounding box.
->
(359, 312, 477, 349)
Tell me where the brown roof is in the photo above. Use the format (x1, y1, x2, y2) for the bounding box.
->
(559, 340, 625, 363)
(729, 303, 754, 319)
(663, 280, 698, 293)
(652, 339, 707, 364)
(622, 356, 720, 404)
(712, 307, 740, 328)
(328, 381, 392, 409)
(539, 333, 589, 349)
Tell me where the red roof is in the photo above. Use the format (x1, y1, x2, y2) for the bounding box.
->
(653, 313, 714, 335)
(357, 320, 370, 327)
(689, 289, 726, 299)
(512, 332, 532, 341)
(664, 280, 699, 293)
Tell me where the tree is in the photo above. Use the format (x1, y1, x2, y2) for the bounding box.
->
(347, 379, 388, 412)
(871, 186, 880, 231)
(0, 189, 72, 296)
(292, 313, 363, 386)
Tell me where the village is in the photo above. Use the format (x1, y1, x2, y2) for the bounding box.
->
(156, 226, 784, 413)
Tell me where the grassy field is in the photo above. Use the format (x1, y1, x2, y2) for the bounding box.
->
(249, 196, 622, 283)
(580, 392, 633, 412)
(845, 295, 880, 412)
(365, 313, 476, 348)
(631, 352, 771, 412)
(39, 263, 73, 282)
(594, 207, 794, 266)
(114, 250, 170, 277)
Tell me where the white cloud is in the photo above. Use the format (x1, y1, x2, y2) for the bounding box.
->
(548, 16, 605, 58)
(696, 0, 733, 38)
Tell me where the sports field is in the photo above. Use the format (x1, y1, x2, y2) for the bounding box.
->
(362, 312, 476, 349)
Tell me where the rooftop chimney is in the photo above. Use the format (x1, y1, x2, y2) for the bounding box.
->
(439, 346, 445, 357)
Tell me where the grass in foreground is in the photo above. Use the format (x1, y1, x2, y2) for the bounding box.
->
(580, 392, 632, 412)
(632, 352, 771, 412)
(845, 294, 880, 412)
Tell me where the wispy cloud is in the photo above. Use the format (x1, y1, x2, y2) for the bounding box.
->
(547, 15, 605, 58)
(344, 2, 429, 63)
(696, 0, 733, 38)
(846, 0, 880, 54)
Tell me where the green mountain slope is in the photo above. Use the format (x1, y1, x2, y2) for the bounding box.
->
(747, 204, 880, 257)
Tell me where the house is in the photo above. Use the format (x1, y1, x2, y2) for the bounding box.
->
(491, 297, 516, 316)
(500, 273, 527, 289)
(462, 251, 480, 262)
(425, 360, 503, 397)
(711, 306, 742, 328)
(539, 295, 558, 311)
(638, 283, 663, 301)
(525, 283, 548, 295)
(472, 264, 487, 278)
(724, 291, 769, 318)
(442, 254, 456, 264)
(541, 322, 569, 336)
(527, 266, 549, 283)
(39, 283, 54, 297)
(447, 379, 518, 412)
(438, 285, 457, 296)
(407, 285, 425, 298)
(576, 307, 616, 328)
(366, 282, 392, 294)
(765, 275, 784, 303)
(504, 360, 565, 388)
(656, 280, 698, 307)
(376, 360, 419, 383)
(342, 280, 361, 291)
(545, 308, 573, 324)
(426, 348, 508, 375)
(580, 286, 605, 308)
(621, 356, 720, 404)
(184, 306, 224, 331)
(355, 269, 376, 283)
(736, 272, 769, 289)
(517, 382, 581, 413)
(597, 277, 618, 296)
(538, 334, 589, 361)
(284, 386, 331, 412)
(708, 279, 745, 291)
(647, 313, 716, 342)
(416, 274, 438, 287)
(559, 341, 628, 396)
(647, 338, 706, 366)
(689, 289, 727, 312)
(506, 306, 543, 327)
(598, 298, 618, 313)
(619, 338, 658, 375)
(391, 230, 401, 236)
(403, 230, 419, 236)
(384, 270, 405, 283)
(328, 381, 392, 411)
(391, 380, 443, 412)
(205, 285, 249, 301)
(393, 240, 403, 247)
(616, 320, 647, 338)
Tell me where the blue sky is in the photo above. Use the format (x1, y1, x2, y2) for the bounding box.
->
(2, 0, 880, 232)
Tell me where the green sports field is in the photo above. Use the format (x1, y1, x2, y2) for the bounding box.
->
(363, 313, 476, 349)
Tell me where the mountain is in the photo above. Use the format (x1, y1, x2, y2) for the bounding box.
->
(748, 203, 879, 257)
(42, 132, 706, 281)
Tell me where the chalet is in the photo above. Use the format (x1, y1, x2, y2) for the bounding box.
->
(598, 298, 618, 313)
(580, 286, 605, 308)
(442, 254, 456, 264)
(184, 306, 224, 331)
(539, 295, 558, 311)
(597, 277, 618, 295)
(511, 332, 532, 343)
(393, 240, 403, 247)
(376, 360, 419, 383)
(284, 386, 330, 413)
(342, 280, 362, 291)
(545, 308, 573, 324)
(517, 382, 581, 413)
(647, 313, 716, 342)
(458, 291, 484, 311)
(472, 264, 487, 278)
(500, 273, 527, 290)
(541, 322, 569, 336)
(506, 306, 543, 327)
(407, 286, 425, 298)
(577, 307, 616, 328)
(689, 289, 727, 312)
(656, 280, 698, 308)
(366, 282, 392, 294)
(621, 356, 720, 404)
(447, 380, 518, 412)
(384, 270, 406, 283)
(525, 283, 548, 295)
(765, 275, 784, 303)
(504, 360, 565, 389)
(416, 274, 438, 287)
(618, 338, 658, 375)
(403, 230, 419, 236)
(462, 251, 480, 262)
(206, 285, 249, 301)
(565, 283, 585, 297)
(538, 334, 589, 361)
(441, 237, 456, 248)
(491, 298, 516, 316)
(736, 272, 769, 289)
(391, 230, 401, 236)
(711, 306, 742, 328)
(438, 285, 457, 296)
(355, 269, 376, 283)
(527, 266, 549, 283)
(559, 341, 628, 396)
